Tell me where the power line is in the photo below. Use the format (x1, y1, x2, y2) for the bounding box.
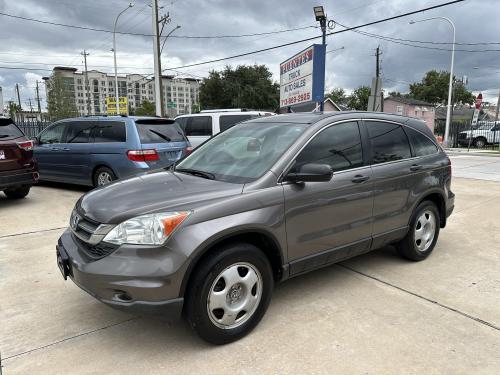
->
(0, 11, 317, 39)
(160, 0, 470, 72)
(333, 20, 500, 52)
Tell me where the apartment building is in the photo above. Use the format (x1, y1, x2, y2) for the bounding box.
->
(44, 67, 200, 117)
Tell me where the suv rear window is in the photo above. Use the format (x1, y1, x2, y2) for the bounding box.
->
(135, 120, 186, 143)
(0, 119, 24, 139)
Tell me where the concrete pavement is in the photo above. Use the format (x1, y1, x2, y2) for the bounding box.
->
(1, 157, 499, 374)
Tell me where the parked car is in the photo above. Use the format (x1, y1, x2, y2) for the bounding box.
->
(34, 116, 191, 187)
(457, 121, 500, 148)
(56, 112, 454, 344)
(0, 117, 38, 199)
(175, 109, 274, 147)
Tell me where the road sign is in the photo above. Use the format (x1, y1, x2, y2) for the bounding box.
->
(167, 101, 177, 109)
(279, 44, 326, 108)
(475, 93, 483, 109)
(106, 96, 128, 115)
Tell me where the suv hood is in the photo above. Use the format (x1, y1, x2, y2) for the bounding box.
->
(77, 170, 243, 224)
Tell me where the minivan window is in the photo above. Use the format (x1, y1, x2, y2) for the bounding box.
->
(39, 123, 66, 144)
(185, 116, 212, 136)
(0, 119, 23, 139)
(366, 121, 411, 164)
(294, 121, 363, 172)
(136, 120, 186, 143)
(219, 115, 254, 132)
(65, 121, 94, 143)
(405, 127, 438, 157)
(92, 121, 126, 143)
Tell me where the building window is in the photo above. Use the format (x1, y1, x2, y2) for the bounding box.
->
(396, 105, 403, 115)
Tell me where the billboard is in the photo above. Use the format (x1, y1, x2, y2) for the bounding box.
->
(279, 44, 326, 108)
(106, 96, 128, 115)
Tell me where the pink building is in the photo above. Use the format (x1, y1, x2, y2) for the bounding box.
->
(384, 97, 436, 132)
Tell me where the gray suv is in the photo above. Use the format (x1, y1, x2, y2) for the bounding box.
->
(56, 112, 454, 344)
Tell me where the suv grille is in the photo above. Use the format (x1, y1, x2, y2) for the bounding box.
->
(73, 235, 119, 260)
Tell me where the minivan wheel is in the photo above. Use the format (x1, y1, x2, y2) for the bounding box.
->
(396, 201, 440, 261)
(93, 167, 116, 187)
(185, 243, 274, 345)
(3, 185, 31, 199)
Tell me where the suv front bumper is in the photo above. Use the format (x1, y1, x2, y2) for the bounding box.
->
(56, 229, 186, 319)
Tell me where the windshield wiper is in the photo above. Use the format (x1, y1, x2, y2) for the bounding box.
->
(175, 168, 215, 180)
(149, 129, 171, 142)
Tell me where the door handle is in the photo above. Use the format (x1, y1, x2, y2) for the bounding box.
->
(50, 147, 60, 151)
(62, 148, 70, 151)
(410, 164, 423, 171)
(351, 175, 370, 183)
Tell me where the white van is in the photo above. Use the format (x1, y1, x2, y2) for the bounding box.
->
(175, 109, 275, 148)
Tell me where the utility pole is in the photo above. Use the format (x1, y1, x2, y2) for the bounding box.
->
(368, 46, 382, 111)
(15, 83, 21, 108)
(28, 98, 34, 112)
(152, 0, 164, 117)
(81, 50, 91, 115)
(375, 46, 381, 79)
(35, 81, 42, 113)
(495, 89, 500, 122)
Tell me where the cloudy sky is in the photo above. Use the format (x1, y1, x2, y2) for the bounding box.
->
(0, 0, 499, 110)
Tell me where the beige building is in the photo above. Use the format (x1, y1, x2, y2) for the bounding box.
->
(44, 67, 201, 117)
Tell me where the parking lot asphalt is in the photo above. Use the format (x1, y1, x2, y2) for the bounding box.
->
(1, 156, 499, 374)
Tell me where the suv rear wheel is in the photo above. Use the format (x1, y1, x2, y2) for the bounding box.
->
(3, 185, 31, 199)
(185, 243, 273, 344)
(473, 137, 487, 148)
(93, 167, 116, 187)
(396, 201, 440, 261)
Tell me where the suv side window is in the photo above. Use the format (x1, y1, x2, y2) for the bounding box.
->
(185, 116, 212, 136)
(405, 127, 438, 157)
(366, 121, 411, 164)
(39, 123, 66, 144)
(92, 121, 126, 143)
(65, 121, 94, 143)
(294, 121, 364, 172)
(219, 115, 253, 132)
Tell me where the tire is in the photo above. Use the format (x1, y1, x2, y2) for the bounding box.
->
(3, 185, 31, 199)
(93, 166, 116, 187)
(396, 201, 440, 261)
(185, 243, 274, 345)
(473, 137, 487, 149)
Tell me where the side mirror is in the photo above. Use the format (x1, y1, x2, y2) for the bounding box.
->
(285, 163, 333, 183)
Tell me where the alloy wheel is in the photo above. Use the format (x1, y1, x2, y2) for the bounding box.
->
(414, 210, 436, 252)
(207, 262, 262, 329)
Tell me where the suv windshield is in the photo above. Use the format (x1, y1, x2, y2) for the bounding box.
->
(135, 119, 186, 143)
(0, 119, 24, 139)
(176, 121, 307, 183)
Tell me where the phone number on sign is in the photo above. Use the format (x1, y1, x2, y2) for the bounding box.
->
(281, 92, 311, 106)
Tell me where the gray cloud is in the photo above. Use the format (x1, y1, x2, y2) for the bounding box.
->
(1, 0, 499, 110)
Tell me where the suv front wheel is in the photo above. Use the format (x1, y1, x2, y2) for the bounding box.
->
(185, 243, 274, 344)
(396, 201, 440, 261)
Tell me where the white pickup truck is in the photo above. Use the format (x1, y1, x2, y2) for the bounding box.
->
(457, 121, 500, 148)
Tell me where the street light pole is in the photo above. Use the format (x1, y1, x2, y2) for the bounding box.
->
(113, 3, 134, 116)
(410, 17, 455, 147)
(314, 6, 327, 112)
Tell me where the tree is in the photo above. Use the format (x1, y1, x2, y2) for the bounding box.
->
(325, 88, 348, 106)
(134, 100, 156, 116)
(199, 65, 279, 110)
(46, 72, 78, 120)
(347, 86, 371, 110)
(409, 70, 474, 105)
(8, 101, 21, 118)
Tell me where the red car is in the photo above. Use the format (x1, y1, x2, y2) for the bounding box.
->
(0, 118, 38, 199)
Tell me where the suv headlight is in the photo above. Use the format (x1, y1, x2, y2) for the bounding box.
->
(103, 211, 190, 245)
